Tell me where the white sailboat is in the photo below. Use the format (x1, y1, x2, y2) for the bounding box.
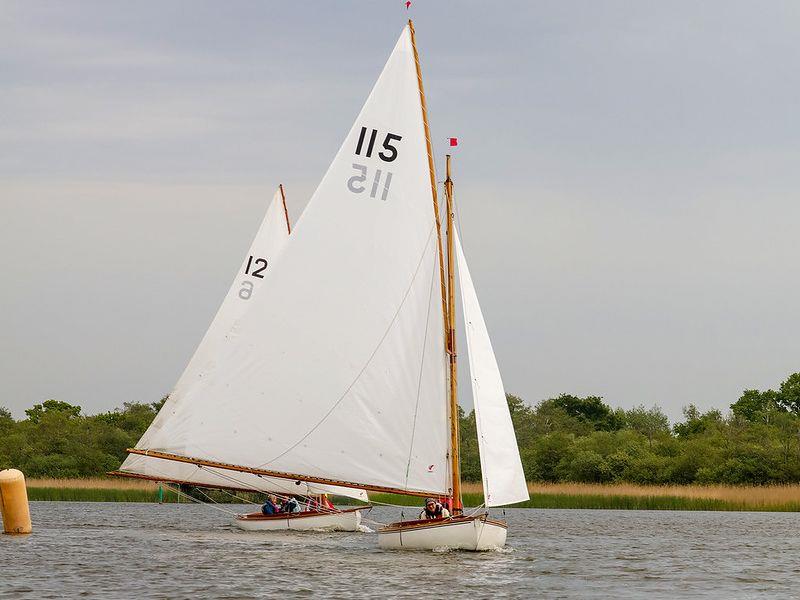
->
(118, 20, 527, 549)
(112, 187, 369, 531)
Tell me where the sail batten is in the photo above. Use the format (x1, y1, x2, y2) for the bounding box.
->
(455, 230, 529, 507)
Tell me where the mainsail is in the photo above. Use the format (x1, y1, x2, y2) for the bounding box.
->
(118, 189, 367, 501)
(454, 230, 529, 507)
(126, 26, 449, 497)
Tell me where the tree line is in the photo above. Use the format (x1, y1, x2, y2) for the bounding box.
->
(2, 373, 800, 485)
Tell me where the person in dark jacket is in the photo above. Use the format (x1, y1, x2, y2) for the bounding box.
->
(281, 496, 301, 513)
(261, 494, 279, 515)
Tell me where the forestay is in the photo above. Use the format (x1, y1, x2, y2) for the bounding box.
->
(130, 26, 449, 496)
(455, 230, 529, 507)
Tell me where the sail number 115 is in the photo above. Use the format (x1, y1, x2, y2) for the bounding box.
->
(347, 126, 401, 201)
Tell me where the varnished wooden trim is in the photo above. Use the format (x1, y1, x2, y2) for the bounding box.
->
(377, 513, 507, 534)
(124, 448, 441, 498)
(279, 183, 291, 234)
(108, 470, 261, 495)
(236, 506, 370, 521)
(408, 19, 450, 370)
(443, 155, 461, 512)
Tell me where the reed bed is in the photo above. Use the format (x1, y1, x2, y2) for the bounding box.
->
(20, 478, 800, 511)
(464, 481, 800, 506)
(26, 477, 158, 490)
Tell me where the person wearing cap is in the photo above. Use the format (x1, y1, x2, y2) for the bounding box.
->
(419, 497, 450, 520)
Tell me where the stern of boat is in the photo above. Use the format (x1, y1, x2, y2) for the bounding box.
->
(377, 513, 507, 551)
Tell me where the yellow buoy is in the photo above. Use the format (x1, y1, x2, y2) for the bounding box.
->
(0, 468, 32, 534)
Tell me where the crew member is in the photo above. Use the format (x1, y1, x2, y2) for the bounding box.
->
(419, 497, 450, 520)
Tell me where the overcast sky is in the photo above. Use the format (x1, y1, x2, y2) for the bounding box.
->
(2, 1, 798, 421)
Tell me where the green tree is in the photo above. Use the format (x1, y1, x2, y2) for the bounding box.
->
(731, 389, 783, 423)
(778, 373, 800, 414)
(625, 405, 670, 447)
(558, 449, 611, 482)
(0, 406, 13, 430)
(543, 394, 624, 432)
(25, 399, 81, 423)
(673, 404, 722, 437)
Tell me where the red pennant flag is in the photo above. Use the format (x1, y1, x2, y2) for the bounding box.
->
(405, 1, 411, 9)
(449, 137, 458, 147)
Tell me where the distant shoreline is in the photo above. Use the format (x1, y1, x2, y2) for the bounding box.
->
(21, 479, 800, 512)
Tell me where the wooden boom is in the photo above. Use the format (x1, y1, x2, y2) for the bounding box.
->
(124, 448, 440, 498)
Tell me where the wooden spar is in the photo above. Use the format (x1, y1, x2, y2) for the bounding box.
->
(409, 20, 462, 511)
(279, 183, 291, 234)
(108, 470, 261, 495)
(408, 20, 449, 351)
(444, 154, 462, 513)
(124, 448, 440, 498)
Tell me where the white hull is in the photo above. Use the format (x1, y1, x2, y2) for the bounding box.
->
(377, 514, 507, 551)
(233, 507, 366, 532)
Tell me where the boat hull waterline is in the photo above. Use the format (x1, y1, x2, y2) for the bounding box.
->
(377, 514, 507, 551)
(233, 507, 369, 532)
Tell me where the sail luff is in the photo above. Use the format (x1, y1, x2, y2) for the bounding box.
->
(444, 154, 462, 512)
(125, 449, 440, 498)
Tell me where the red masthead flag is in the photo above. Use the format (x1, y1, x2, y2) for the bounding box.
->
(449, 137, 458, 147)
(405, 1, 411, 8)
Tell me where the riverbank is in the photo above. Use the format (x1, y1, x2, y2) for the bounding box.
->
(22, 478, 800, 511)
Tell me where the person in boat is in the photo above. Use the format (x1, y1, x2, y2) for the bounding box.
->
(261, 494, 279, 515)
(419, 497, 450, 520)
(281, 496, 301, 513)
(305, 494, 335, 511)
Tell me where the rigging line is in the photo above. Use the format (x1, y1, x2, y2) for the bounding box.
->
(256, 223, 439, 469)
(465, 503, 487, 517)
(194, 486, 221, 504)
(162, 484, 239, 516)
(199, 466, 346, 515)
(403, 241, 439, 488)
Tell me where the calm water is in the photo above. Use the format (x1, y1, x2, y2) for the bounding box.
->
(2, 502, 799, 598)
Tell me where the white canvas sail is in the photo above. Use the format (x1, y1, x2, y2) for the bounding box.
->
(455, 229, 529, 507)
(119, 189, 367, 501)
(130, 26, 449, 496)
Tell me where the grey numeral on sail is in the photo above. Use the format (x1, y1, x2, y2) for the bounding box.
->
(238, 280, 254, 300)
(347, 163, 392, 201)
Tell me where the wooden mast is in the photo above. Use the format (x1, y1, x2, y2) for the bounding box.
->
(444, 154, 462, 513)
(279, 183, 291, 234)
(408, 20, 448, 349)
(408, 19, 461, 513)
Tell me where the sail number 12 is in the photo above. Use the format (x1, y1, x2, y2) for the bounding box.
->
(238, 255, 267, 300)
(347, 126, 401, 201)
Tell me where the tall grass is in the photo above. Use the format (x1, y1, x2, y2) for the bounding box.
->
(20, 478, 800, 511)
